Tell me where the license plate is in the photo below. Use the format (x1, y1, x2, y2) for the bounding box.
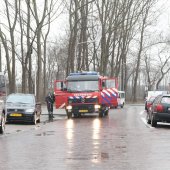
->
(10, 113, 22, 117)
(79, 110, 88, 113)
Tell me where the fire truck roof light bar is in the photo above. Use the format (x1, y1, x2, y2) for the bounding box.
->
(69, 71, 99, 76)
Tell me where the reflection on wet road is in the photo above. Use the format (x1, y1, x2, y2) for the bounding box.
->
(1, 105, 170, 169)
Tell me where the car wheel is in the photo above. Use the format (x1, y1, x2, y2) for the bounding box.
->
(99, 111, 103, 117)
(105, 110, 109, 116)
(0, 115, 5, 134)
(151, 114, 157, 127)
(121, 103, 124, 108)
(146, 113, 151, 124)
(67, 112, 72, 119)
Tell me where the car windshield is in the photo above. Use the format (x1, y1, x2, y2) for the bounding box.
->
(161, 96, 170, 104)
(67, 80, 99, 92)
(6, 94, 34, 104)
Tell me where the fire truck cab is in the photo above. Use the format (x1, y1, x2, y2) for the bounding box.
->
(54, 71, 118, 119)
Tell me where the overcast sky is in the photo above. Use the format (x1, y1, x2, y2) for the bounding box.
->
(48, 0, 170, 41)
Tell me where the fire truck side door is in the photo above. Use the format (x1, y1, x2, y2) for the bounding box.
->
(101, 78, 118, 107)
(54, 80, 67, 109)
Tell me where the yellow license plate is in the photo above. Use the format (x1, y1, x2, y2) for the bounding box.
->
(10, 113, 22, 117)
(79, 110, 88, 113)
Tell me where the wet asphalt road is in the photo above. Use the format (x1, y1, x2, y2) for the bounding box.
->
(1, 105, 170, 170)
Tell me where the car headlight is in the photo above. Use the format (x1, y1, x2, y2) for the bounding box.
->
(66, 105, 72, 110)
(25, 108, 34, 113)
(94, 104, 101, 109)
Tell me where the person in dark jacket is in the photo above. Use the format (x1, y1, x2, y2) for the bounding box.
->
(45, 92, 55, 120)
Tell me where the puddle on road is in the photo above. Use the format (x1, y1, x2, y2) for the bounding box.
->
(67, 157, 89, 160)
(66, 152, 109, 162)
(35, 131, 55, 136)
(115, 145, 127, 149)
(16, 130, 22, 133)
(100, 152, 109, 159)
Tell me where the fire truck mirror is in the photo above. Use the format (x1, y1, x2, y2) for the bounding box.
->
(102, 81, 106, 88)
(61, 82, 67, 91)
(62, 87, 67, 91)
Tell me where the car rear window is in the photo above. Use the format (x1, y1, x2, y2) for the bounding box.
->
(161, 97, 170, 104)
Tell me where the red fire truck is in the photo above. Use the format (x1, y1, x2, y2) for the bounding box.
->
(54, 71, 118, 118)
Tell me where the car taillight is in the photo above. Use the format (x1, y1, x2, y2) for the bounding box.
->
(156, 104, 164, 112)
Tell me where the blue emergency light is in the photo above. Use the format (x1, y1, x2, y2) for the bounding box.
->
(69, 71, 99, 76)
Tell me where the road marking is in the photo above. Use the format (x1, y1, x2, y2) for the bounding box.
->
(141, 117, 153, 128)
(139, 110, 145, 115)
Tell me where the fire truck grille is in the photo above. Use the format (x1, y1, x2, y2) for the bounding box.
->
(72, 104, 95, 113)
(69, 97, 98, 104)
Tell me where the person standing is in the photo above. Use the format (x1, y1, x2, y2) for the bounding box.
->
(45, 92, 55, 120)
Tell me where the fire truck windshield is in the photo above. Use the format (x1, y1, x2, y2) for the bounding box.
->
(67, 80, 99, 92)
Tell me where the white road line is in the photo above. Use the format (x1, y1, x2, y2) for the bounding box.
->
(141, 117, 153, 128)
(139, 110, 145, 115)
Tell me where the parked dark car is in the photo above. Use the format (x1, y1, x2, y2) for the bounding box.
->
(145, 96, 156, 112)
(6, 93, 41, 124)
(147, 94, 170, 127)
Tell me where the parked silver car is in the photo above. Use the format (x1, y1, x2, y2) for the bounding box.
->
(6, 93, 41, 124)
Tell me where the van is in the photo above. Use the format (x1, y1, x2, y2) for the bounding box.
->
(117, 91, 125, 108)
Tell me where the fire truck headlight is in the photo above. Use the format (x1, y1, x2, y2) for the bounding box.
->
(94, 104, 101, 109)
(66, 105, 72, 110)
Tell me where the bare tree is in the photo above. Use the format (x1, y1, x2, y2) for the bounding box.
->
(0, 0, 18, 93)
(132, 0, 154, 102)
(155, 55, 170, 90)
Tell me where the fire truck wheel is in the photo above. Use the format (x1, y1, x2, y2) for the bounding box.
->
(67, 112, 72, 119)
(99, 111, 103, 117)
(105, 110, 109, 116)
